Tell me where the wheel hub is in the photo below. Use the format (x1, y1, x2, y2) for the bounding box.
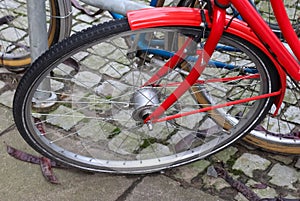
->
(132, 87, 159, 122)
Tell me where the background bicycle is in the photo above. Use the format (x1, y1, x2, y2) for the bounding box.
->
(11, 0, 299, 173)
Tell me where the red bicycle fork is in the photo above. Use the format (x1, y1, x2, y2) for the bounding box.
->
(144, 5, 228, 124)
(126, 1, 292, 126)
(230, 0, 300, 80)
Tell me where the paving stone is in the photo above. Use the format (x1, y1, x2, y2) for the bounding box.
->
(167, 130, 192, 145)
(0, 90, 15, 108)
(100, 62, 131, 79)
(0, 106, 13, 132)
(0, 80, 5, 89)
(46, 105, 85, 131)
(107, 49, 131, 64)
(97, 15, 114, 23)
(284, 106, 300, 124)
(295, 158, 300, 169)
(122, 71, 151, 86)
(126, 175, 225, 201)
(72, 71, 102, 88)
(283, 88, 298, 104)
(138, 143, 172, 160)
(212, 146, 238, 163)
(202, 174, 231, 190)
(268, 164, 299, 190)
(260, 116, 293, 134)
(108, 131, 141, 155)
(50, 79, 64, 92)
(75, 14, 96, 23)
(0, 129, 136, 201)
(269, 154, 293, 165)
(0, 27, 27, 42)
(82, 54, 107, 70)
(72, 22, 91, 32)
(52, 63, 76, 76)
(143, 122, 174, 140)
(94, 80, 130, 98)
(92, 42, 116, 57)
(234, 193, 249, 201)
(253, 187, 278, 199)
(1, 1, 299, 200)
(285, 194, 300, 199)
(179, 107, 206, 130)
(173, 160, 211, 183)
(77, 119, 115, 141)
(247, 179, 278, 199)
(232, 153, 271, 177)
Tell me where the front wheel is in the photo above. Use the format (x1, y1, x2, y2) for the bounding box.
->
(13, 18, 279, 173)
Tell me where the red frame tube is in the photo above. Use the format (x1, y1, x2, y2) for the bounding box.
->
(143, 37, 192, 86)
(144, 6, 227, 122)
(270, 0, 300, 61)
(230, 0, 300, 81)
(152, 91, 281, 123)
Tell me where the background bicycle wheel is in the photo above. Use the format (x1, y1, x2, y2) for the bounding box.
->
(0, 0, 72, 71)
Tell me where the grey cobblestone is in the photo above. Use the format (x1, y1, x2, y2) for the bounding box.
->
(0, 90, 14, 108)
(296, 158, 300, 169)
(284, 106, 300, 124)
(212, 146, 238, 163)
(0, 80, 5, 89)
(232, 153, 271, 178)
(46, 105, 85, 131)
(173, 160, 211, 183)
(202, 174, 232, 190)
(246, 180, 278, 198)
(269, 154, 294, 165)
(267, 163, 299, 189)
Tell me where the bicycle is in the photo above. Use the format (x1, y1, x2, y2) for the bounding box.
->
(2, 0, 299, 154)
(12, 0, 300, 173)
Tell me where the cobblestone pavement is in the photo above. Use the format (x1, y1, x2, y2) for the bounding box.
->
(1, 1, 300, 201)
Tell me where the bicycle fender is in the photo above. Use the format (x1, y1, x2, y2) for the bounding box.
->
(127, 7, 286, 114)
(127, 7, 212, 29)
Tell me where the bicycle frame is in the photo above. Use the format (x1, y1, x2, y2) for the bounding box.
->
(127, 0, 299, 122)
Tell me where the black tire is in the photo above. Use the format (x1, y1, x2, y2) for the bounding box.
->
(13, 18, 279, 173)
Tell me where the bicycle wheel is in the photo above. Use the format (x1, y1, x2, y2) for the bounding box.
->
(13, 18, 279, 173)
(0, 0, 72, 72)
(243, 78, 300, 154)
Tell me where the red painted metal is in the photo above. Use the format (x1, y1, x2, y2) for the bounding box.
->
(143, 37, 192, 86)
(126, 7, 287, 88)
(152, 90, 282, 123)
(127, 7, 211, 30)
(270, 0, 300, 61)
(154, 74, 260, 87)
(196, 74, 260, 84)
(144, 6, 227, 122)
(231, 0, 300, 81)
